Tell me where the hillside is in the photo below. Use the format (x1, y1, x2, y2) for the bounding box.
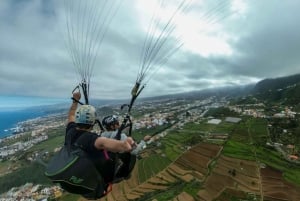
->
(254, 74, 300, 93)
(138, 85, 255, 102)
(253, 74, 300, 105)
(136, 73, 300, 105)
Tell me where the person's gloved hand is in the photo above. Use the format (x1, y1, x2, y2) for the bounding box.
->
(122, 137, 136, 152)
(73, 92, 81, 102)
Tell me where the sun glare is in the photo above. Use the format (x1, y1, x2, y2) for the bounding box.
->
(134, 0, 235, 57)
(176, 14, 233, 57)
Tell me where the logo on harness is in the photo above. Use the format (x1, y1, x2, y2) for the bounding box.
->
(69, 176, 84, 184)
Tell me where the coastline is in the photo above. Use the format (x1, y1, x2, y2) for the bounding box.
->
(0, 110, 45, 139)
(0, 111, 66, 141)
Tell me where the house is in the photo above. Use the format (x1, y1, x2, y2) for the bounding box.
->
(288, 155, 299, 161)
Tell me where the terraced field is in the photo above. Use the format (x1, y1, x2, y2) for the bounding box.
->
(174, 143, 222, 179)
(261, 166, 300, 201)
(198, 155, 260, 201)
(77, 141, 300, 201)
(82, 143, 222, 201)
(76, 117, 300, 201)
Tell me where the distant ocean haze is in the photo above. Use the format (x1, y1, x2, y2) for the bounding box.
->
(0, 95, 68, 109)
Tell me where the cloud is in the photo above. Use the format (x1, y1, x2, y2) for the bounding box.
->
(0, 0, 299, 101)
(222, 0, 300, 78)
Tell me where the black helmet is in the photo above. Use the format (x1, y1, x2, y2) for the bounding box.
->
(102, 115, 119, 129)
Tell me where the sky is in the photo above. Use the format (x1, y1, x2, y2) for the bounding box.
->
(0, 0, 300, 101)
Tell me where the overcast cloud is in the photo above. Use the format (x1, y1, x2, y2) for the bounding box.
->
(0, 0, 299, 100)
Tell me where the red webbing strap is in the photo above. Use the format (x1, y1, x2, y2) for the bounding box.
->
(103, 149, 110, 160)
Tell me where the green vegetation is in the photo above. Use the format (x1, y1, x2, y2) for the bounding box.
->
(254, 74, 300, 105)
(294, 104, 300, 113)
(256, 147, 300, 185)
(136, 181, 183, 201)
(230, 121, 250, 143)
(182, 121, 212, 132)
(223, 117, 300, 186)
(268, 117, 300, 146)
(57, 193, 80, 201)
(223, 140, 256, 161)
(161, 141, 182, 161)
(138, 155, 171, 183)
(0, 160, 13, 175)
(133, 123, 173, 141)
(254, 74, 300, 93)
(183, 121, 234, 135)
(136, 111, 300, 200)
(0, 128, 65, 194)
(204, 107, 239, 118)
(182, 180, 202, 198)
(230, 96, 259, 105)
(29, 135, 64, 153)
(137, 180, 201, 201)
(247, 118, 269, 146)
(161, 129, 202, 160)
(0, 162, 51, 194)
(218, 190, 258, 201)
(136, 119, 214, 186)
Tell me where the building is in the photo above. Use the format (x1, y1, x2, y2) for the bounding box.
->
(225, 117, 242, 123)
(207, 119, 222, 125)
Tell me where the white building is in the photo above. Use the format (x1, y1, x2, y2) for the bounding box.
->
(207, 119, 222, 125)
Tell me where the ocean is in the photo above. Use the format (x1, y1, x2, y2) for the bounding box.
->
(0, 95, 116, 139)
(0, 95, 69, 139)
(0, 108, 49, 138)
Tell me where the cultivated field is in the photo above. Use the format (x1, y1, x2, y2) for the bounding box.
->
(174, 143, 222, 179)
(79, 143, 222, 201)
(75, 116, 300, 201)
(77, 141, 300, 201)
(261, 166, 300, 201)
(198, 155, 261, 201)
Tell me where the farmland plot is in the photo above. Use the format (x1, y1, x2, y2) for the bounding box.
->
(261, 166, 300, 201)
(197, 155, 260, 201)
(106, 143, 222, 201)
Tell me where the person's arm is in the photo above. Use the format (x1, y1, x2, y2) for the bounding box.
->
(94, 136, 134, 153)
(68, 92, 81, 123)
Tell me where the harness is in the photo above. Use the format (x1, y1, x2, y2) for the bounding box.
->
(45, 130, 108, 199)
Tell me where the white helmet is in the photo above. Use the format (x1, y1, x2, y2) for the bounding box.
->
(75, 105, 96, 125)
